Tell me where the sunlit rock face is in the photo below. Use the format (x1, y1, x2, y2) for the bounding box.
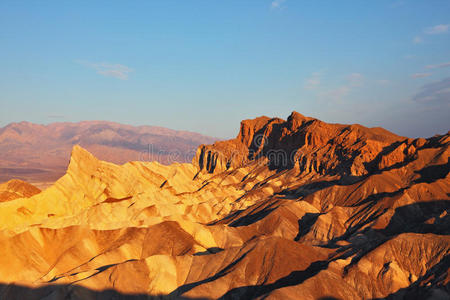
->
(0, 112, 448, 300)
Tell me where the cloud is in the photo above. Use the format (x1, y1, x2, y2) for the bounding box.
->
(304, 72, 321, 90)
(77, 60, 133, 80)
(412, 24, 449, 45)
(271, 0, 285, 9)
(411, 73, 432, 78)
(321, 73, 363, 101)
(412, 36, 423, 44)
(424, 24, 449, 35)
(404, 54, 415, 60)
(425, 62, 450, 69)
(313, 72, 364, 103)
(347, 73, 364, 87)
(412, 77, 450, 105)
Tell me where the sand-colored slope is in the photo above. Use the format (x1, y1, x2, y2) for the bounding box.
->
(0, 112, 448, 299)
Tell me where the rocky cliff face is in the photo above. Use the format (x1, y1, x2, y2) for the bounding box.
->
(193, 111, 415, 177)
(0, 112, 448, 300)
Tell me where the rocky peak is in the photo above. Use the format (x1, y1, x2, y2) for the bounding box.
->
(286, 111, 312, 131)
(67, 145, 101, 175)
(194, 112, 410, 177)
(236, 116, 272, 147)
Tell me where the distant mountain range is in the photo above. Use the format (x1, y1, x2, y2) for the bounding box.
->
(0, 121, 216, 186)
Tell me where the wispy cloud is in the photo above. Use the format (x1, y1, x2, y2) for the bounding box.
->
(412, 24, 449, 45)
(424, 24, 449, 35)
(271, 0, 285, 9)
(348, 73, 364, 87)
(304, 71, 321, 90)
(410, 61, 450, 79)
(315, 72, 364, 103)
(425, 62, 450, 69)
(412, 36, 423, 44)
(319, 86, 350, 103)
(411, 73, 432, 78)
(76, 60, 133, 80)
(413, 77, 450, 105)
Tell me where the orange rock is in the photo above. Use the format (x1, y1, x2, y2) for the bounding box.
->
(0, 112, 448, 300)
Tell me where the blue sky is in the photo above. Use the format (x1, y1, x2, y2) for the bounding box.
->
(0, 0, 449, 138)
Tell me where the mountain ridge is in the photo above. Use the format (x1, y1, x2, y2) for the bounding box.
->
(0, 120, 217, 187)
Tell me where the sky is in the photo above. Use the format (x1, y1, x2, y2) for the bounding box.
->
(0, 0, 449, 139)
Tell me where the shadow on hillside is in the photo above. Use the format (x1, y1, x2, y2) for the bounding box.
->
(2, 202, 447, 300)
(372, 254, 450, 300)
(276, 141, 448, 201)
(210, 158, 449, 228)
(169, 246, 255, 298)
(327, 200, 450, 274)
(179, 201, 449, 299)
(294, 212, 322, 241)
(279, 156, 448, 201)
(216, 259, 333, 299)
(413, 158, 449, 184)
(0, 283, 210, 300)
(229, 200, 279, 227)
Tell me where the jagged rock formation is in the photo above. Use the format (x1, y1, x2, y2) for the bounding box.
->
(0, 121, 216, 187)
(0, 112, 448, 300)
(194, 111, 409, 175)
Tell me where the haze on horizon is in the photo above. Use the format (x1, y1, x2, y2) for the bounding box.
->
(0, 0, 449, 139)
